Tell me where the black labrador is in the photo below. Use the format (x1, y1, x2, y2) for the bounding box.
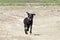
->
(23, 12, 35, 34)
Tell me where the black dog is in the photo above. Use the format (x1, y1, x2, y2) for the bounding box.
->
(23, 12, 35, 34)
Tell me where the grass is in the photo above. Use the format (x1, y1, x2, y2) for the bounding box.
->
(0, 2, 26, 6)
(0, 0, 60, 6)
(0, 2, 60, 6)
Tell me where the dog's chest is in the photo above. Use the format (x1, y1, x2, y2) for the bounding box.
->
(27, 19, 32, 23)
(26, 18, 32, 24)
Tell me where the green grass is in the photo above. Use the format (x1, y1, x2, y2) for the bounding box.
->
(0, 0, 60, 6)
(0, 2, 60, 6)
(0, 2, 26, 6)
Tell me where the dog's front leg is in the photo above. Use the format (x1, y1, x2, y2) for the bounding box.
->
(30, 25, 32, 34)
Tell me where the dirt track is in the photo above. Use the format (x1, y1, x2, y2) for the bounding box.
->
(0, 6, 60, 40)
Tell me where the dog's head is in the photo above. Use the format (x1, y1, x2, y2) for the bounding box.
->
(26, 12, 36, 19)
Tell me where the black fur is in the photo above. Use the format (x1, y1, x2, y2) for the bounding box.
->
(23, 12, 35, 34)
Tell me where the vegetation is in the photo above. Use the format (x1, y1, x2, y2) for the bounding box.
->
(0, 0, 60, 6)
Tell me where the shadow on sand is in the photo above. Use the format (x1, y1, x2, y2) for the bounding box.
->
(33, 33, 40, 36)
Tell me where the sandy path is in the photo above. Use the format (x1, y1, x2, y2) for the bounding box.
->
(0, 6, 60, 40)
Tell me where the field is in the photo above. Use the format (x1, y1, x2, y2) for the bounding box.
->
(0, 6, 60, 40)
(0, 0, 60, 6)
(0, 0, 60, 40)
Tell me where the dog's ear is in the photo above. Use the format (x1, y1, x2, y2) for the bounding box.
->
(32, 14, 36, 16)
(26, 12, 30, 16)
